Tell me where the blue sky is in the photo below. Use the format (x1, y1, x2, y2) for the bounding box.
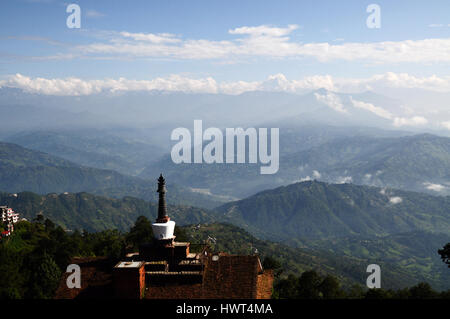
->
(1, 0, 450, 96)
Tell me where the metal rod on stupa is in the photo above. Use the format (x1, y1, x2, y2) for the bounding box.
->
(156, 174, 170, 223)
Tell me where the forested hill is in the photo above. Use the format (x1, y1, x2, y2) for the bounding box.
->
(1, 188, 448, 290)
(216, 181, 450, 241)
(183, 223, 450, 291)
(0, 141, 225, 209)
(0, 191, 216, 232)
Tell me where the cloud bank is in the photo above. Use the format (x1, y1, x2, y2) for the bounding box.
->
(71, 26, 450, 64)
(3, 72, 450, 96)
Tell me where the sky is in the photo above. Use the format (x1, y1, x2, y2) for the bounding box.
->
(0, 0, 450, 97)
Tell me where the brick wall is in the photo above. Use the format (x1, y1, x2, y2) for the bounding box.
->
(145, 255, 273, 299)
(113, 264, 145, 299)
(256, 270, 274, 299)
(201, 255, 259, 298)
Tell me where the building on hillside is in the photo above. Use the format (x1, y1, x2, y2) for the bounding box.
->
(112, 174, 274, 299)
(1, 205, 20, 234)
(1, 230, 10, 238)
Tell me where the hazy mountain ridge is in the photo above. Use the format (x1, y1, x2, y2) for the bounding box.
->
(4, 130, 166, 176)
(0, 141, 226, 208)
(2, 88, 448, 135)
(284, 133, 450, 195)
(141, 132, 450, 198)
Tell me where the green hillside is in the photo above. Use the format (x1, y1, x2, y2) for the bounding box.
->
(182, 223, 450, 290)
(0, 141, 225, 209)
(217, 181, 450, 240)
(0, 191, 216, 232)
(306, 231, 450, 291)
(1, 188, 448, 290)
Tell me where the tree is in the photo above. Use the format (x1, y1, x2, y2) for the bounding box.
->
(408, 282, 438, 299)
(346, 284, 366, 299)
(438, 243, 450, 267)
(262, 256, 282, 278)
(262, 256, 281, 270)
(44, 218, 55, 232)
(320, 275, 344, 299)
(126, 216, 154, 250)
(0, 246, 24, 299)
(274, 274, 299, 299)
(27, 252, 61, 299)
(365, 288, 393, 299)
(297, 270, 322, 299)
(34, 213, 44, 224)
(174, 226, 189, 242)
(92, 229, 125, 259)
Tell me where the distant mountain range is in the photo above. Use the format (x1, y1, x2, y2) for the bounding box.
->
(1, 87, 449, 135)
(282, 133, 450, 195)
(4, 130, 166, 176)
(1, 87, 449, 291)
(2, 86, 450, 199)
(0, 141, 226, 208)
(141, 132, 450, 198)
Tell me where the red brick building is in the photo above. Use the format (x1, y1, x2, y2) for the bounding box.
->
(114, 175, 274, 299)
(113, 261, 146, 299)
(56, 175, 273, 299)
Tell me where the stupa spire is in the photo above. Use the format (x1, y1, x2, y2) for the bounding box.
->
(156, 174, 170, 223)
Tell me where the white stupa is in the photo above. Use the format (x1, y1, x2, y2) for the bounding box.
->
(152, 174, 175, 240)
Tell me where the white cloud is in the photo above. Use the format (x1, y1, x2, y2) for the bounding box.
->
(441, 121, 450, 130)
(219, 80, 261, 95)
(314, 92, 347, 113)
(119, 32, 181, 44)
(350, 97, 393, 120)
(299, 176, 312, 182)
(228, 24, 299, 37)
(2, 72, 450, 97)
(423, 182, 446, 192)
(0, 73, 218, 95)
(349, 97, 429, 127)
(312, 170, 321, 179)
(337, 72, 450, 93)
(337, 176, 353, 184)
(298, 170, 321, 182)
(393, 116, 428, 127)
(66, 25, 450, 64)
(389, 196, 403, 204)
(261, 73, 335, 93)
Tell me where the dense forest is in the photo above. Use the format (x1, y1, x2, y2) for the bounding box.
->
(1, 215, 449, 299)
